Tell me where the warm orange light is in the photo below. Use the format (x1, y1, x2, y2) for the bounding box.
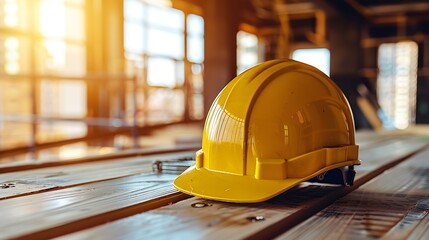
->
(38, 0, 67, 72)
(144, 0, 172, 7)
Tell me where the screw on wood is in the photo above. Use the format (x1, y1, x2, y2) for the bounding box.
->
(152, 157, 195, 174)
(246, 216, 265, 222)
(191, 202, 212, 208)
(0, 183, 16, 189)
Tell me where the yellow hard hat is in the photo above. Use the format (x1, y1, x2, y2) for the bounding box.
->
(174, 59, 360, 203)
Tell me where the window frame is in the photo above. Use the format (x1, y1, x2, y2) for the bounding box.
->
(123, 0, 204, 125)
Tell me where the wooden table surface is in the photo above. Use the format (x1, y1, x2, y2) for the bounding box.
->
(1, 130, 429, 239)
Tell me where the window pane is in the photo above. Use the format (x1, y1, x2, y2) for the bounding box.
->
(238, 52, 257, 70)
(187, 14, 204, 35)
(188, 35, 204, 63)
(0, 78, 32, 114)
(124, 21, 145, 53)
(0, 36, 30, 74)
(190, 64, 203, 120)
(37, 121, 87, 143)
(292, 48, 330, 76)
(39, 80, 87, 118)
(147, 89, 184, 123)
(65, 0, 85, 6)
(134, 91, 145, 126)
(176, 60, 185, 86)
(377, 41, 418, 129)
(147, 5, 183, 30)
(147, 57, 179, 87)
(124, 0, 145, 21)
(125, 53, 144, 77)
(65, 44, 86, 76)
(0, 0, 29, 30)
(125, 80, 141, 124)
(238, 31, 257, 47)
(147, 28, 183, 58)
(37, 41, 86, 76)
(37, 142, 91, 161)
(191, 64, 203, 93)
(65, 6, 85, 40)
(0, 78, 32, 149)
(237, 31, 258, 74)
(40, 0, 84, 40)
(0, 122, 32, 149)
(40, 0, 66, 38)
(191, 93, 203, 120)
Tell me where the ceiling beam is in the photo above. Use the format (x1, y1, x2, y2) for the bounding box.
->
(346, 0, 429, 17)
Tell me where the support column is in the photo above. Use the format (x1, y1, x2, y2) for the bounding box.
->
(86, 0, 125, 137)
(203, 0, 240, 116)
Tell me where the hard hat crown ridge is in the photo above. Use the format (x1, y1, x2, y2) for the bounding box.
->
(174, 59, 360, 203)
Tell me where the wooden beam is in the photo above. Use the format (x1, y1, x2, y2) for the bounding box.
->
(345, 0, 367, 17)
(361, 35, 427, 48)
(367, 3, 429, 16)
(346, 0, 429, 17)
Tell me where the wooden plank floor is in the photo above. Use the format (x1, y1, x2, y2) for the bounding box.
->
(55, 134, 427, 240)
(0, 151, 194, 199)
(1, 131, 428, 239)
(277, 147, 429, 239)
(0, 174, 188, 239)
(0, 151, 195, 239)
(0, 144, 200, 173)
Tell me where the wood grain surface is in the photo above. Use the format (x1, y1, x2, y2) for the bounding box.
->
(0, 151, 194, 199)
(57, 135, 428, 240)
(0, 173, 189, 239)
(0, 144, 200, 173)
(277, 147, 429, 239)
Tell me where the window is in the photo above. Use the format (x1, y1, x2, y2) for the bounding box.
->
(0, 0, 87, 150)
(292, 48, 330, 76)
(37, 0, 87, 143)
(123, 0, 204, 124)
(377, 41, 418, 129)
(237, 31, 258, 74)
(187, 14, 204, 120)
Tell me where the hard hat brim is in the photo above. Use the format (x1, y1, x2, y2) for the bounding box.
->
(174, 161, 357, 203)
(174, 166, 304, 203)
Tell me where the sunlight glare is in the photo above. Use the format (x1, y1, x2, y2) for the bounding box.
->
(143, 0, 172, 7)
(4, 0, 18, 27)
(292, 48, 330, 76)
(4, 37, 19, 74)
(40, 0, 65, 37)
(43, 40, 66, 72)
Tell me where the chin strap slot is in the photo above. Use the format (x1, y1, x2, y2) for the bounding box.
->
(307, 166, 356, 186)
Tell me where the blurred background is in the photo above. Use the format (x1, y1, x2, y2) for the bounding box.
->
(0, 0, 429, 162)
